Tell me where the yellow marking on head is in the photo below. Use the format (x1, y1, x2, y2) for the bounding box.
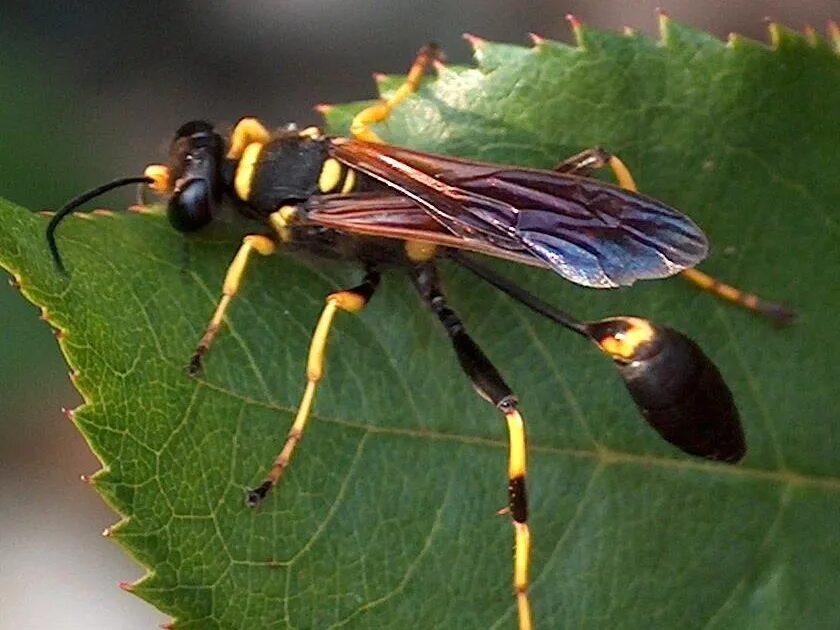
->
(405, 240, 438, 262)
(340, 168, 356, 194)
(599, 317, 655, 360)
(228, 118, 270, 159)
(318, 158, 343, 193)
(298, 126, 323, 140)
(234, 142, 264, 201)
(143, 164, 170, 193)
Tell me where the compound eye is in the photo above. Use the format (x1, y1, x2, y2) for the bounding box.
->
(167, 178, 213, 232)
(175, 120, 214, 139)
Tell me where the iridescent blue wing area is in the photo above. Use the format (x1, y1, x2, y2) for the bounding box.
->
(328, 139, 708, 288)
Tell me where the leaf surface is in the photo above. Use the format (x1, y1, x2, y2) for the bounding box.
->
(2, 18, 839, 629)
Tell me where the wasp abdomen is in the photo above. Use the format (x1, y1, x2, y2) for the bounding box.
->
(590, 318, 745, 463)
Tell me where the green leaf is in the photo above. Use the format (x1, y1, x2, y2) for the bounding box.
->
(2, 17, 839, 629)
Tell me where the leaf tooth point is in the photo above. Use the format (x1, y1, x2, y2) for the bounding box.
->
(528, 32, 545, 46)
(767, 20, 782, 48)
(313, 103, 332, 114)
(372, 72, 387, 84)
(828, 20, 839, 51)
(62, 406, 75, 421)
(8, 275, 21, 289)
(102, 526, 113, 537)
(160, 623, 175, 630)
(803, 25, 820, 46)
(69, 370, 80, 385)
(623, 26, 637, 37)
(432, 59, 447, 73)
(118, 581, 134, 592)
(657, 8, 672, 43)
(53, 328, 64, 340)
(80, 473, 92, 484)
(91, 209, 114, 217)
(565, 14, 585, 47)
(462, 32, 486, 51)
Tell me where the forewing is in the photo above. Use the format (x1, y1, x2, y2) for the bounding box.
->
(329, 139, 708, 288)
(304, 192, 542, 268)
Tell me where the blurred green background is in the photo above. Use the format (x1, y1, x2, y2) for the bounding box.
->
(0, 2, 834, 628)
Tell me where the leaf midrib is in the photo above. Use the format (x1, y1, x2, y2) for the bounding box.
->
(193, 377, 840, 491)
(49, 212, 834, 491)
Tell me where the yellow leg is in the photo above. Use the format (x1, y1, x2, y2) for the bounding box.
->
(350, 44, 442, 143)
(188, 234, 276, 375)
(558, 147, 795, 323)
(505, 407, 533, 630)
(227, 117, 271, 160)
(609, 157, 794, 323)
(411, 262, 532, 630)
(247, 272, 380, 505)
(679, 267, 795, 323)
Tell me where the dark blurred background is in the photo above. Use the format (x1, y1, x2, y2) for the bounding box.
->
(0, 2, 834, 628)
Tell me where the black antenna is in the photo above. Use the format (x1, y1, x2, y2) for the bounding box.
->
(46, 176, 153, 274)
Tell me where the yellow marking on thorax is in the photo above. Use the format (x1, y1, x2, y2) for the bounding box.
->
(318, 158, 343, 193)
(405, 240, 438, 262)
(234, 142, 264, 201)
(341, 168, 356, 193)
(319, 159, 359, 194)
(298, 126, 323, 140)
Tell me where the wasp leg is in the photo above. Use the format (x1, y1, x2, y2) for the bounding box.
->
(451, 252, 745, 463)
(247, 270, 381, 506)
(556, 147, 795, 324)
(350, 44, 443, 143)
(553, 147, 639, 191)
(411, 262, 532, 630)
(189, 234, 277, 375)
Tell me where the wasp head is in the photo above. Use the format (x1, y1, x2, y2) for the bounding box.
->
(161, 120, 225, 232)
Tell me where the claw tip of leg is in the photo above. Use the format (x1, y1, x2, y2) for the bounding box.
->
(246, 481, 272, 507)
(187, 356, 203, 377)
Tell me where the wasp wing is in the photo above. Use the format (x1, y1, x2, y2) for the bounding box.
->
(328, 138, 708, 288)
(304, 192, 544, 268)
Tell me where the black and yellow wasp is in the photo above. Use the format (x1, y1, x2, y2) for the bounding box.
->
(47, 45, 789, 630)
